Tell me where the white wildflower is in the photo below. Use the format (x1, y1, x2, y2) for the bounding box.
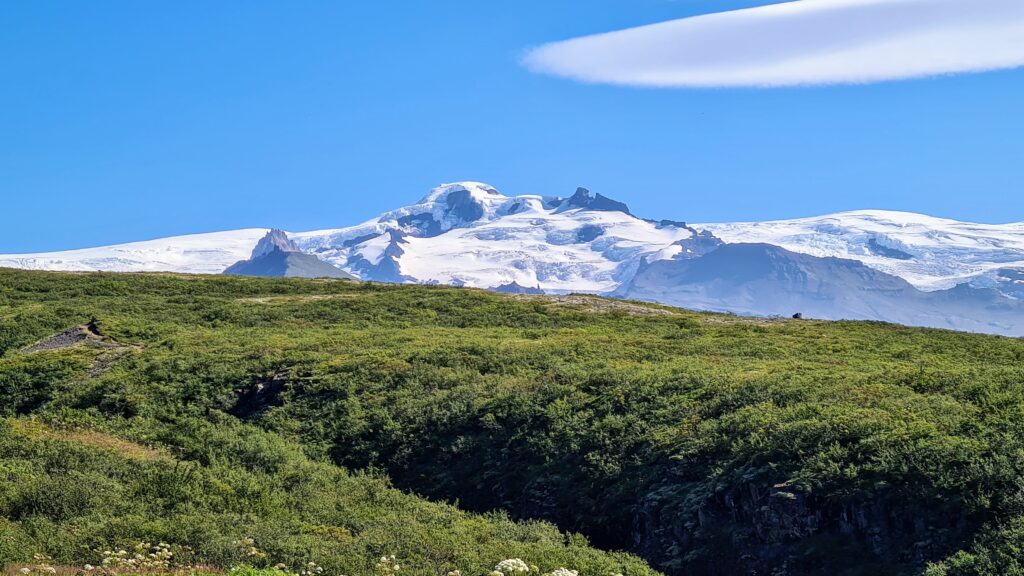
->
(495, 559, 531, 574)
(549, 569, 578, 576)
(376, 555, 401, 576)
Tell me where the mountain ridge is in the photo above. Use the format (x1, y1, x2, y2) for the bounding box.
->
(619, 242, 1024, 336)
(3, 182, 1023, 335)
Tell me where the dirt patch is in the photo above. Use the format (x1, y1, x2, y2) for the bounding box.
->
(698, 314, 807, 326)
(237, 293, 358, 304)
(22, 321, 143, 377)
(514, 294, 679, 317)
(10, 420, 169, 462)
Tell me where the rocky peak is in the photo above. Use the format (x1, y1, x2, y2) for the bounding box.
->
(491, 281, 545, 295)
(561, 187, 632, 215)
(251, 229, 298, 259)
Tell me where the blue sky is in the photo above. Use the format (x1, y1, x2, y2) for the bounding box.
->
(2, 0, 1023, 253)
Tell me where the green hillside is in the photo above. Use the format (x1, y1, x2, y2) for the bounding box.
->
(2, 269, 1024, 576)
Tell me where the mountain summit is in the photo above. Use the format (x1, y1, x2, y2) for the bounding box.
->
(250, 228, 299, 258)
(223, 229, 355, 279)
(559, 187, 632, 215)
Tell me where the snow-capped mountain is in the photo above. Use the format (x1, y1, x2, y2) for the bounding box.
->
(0, 182, 713, 292)
(2, 182, 1024, 336)
(0, 229, 270, 274)
(289, 182, 713, 292)
(619, 243, 1024, 336)
(698, 210, 1024, 295)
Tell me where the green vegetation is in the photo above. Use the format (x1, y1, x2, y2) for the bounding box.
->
(3, 269, 1024, 575)
(0, 272, 655, 576)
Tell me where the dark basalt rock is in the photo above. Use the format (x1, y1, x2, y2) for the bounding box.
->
(656, 219, 690, 229)
(445, 189, 486, 222)
(230, 369, 291, 419)
(346, 230, 411, 283)
(867, 237, 914, 260)
(674, 229, 725, 260)
(342, 233, 382, 248)
(224, 229, 355, 279)
(633, 476, 972, 576)
(491, 281, 544, 295)
(224, 250, 355, 279)
(389, 190, 486, 239)
(251, 229, 298, 258)
(562, 187, 632, 215)
(395, 213, 444, 237)
(576, 224, 606, 243)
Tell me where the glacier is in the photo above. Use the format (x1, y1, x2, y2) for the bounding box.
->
(698, 210, 1024, 294)
(2, 183, 1023, 336)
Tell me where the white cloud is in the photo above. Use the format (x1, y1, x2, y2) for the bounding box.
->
(522, 0, 1024, 87)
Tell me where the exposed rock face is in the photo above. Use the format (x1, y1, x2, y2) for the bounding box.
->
(867, 237, 914, 260)
(561, 187, 633, 215)
(633, 477, 972, 576)
(224, 230, 355, 279)
(251, 229, 299, 258)
(491, 281, 544, 295)
(230, 369, 291, 418)
(346, 230, 410, 283)
(445, 189, 487, 223)
(672, 228, 725, 260)
(576, 224, 605, 243)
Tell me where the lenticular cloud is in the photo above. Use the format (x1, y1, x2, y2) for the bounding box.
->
(522, 0, 1024, 87)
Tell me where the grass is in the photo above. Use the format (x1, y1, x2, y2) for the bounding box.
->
(9, 420, 169, 462)
(3, 269, 1024, 575)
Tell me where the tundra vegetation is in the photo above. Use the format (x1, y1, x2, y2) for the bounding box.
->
(2, 269, 1024, 576)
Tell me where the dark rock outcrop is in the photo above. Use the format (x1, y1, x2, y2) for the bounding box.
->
(561, 187, 632, 215)
(633, 476, 973, 576)
(576, 224, 606, 243)
(491, 281, 544, 295)
(445, 189, 486, 222)
(251, 229, 298, 258)
(867, 237, 914, 260)
(230, 369, 291, 418)
(224, 229, 356, 279)
(345, 230, 410, 283)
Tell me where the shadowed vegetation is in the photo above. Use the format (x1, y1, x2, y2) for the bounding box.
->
(2, 269, 1024, 575)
